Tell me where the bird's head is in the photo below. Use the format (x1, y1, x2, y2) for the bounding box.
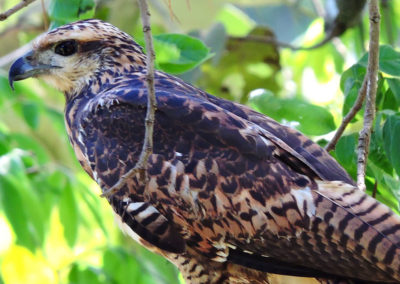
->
(9, 19, 146, 98)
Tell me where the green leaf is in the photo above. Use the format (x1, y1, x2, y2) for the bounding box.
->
(382, 113, 400, 176)
(249, 90, 336, 135)
(103, 249, 141, 284)
(387, 78, 400, 107)
(69, 264, 105, 284)
(340, 64, 366, 117)
(0, 178, 35, 251)
(9, 134, 49, 165)
(0, 150, 45, 250)
(59, 182, 79, 247)
(359, 45, 400, 76)
(369, 130, 393, 174)
(48, 0, 96, 29)
(198, 26, 280, 103)
(78, 0, 96, 18)
(77, 184, 109, 238)
(367, 162, 400, 214)
(216, 4, 255, 36)
(381, 88, 398, 111)
(136, 246, 181, 284)
(154, 34, 211, 74)
(335, 134, 357, 168)
(0, 131, 10, 155)
(21, 102, 40, 129)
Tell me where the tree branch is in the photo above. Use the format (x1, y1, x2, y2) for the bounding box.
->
(230, 35, 306, 51)
(357, 0, 380, 192)
(0, 0, 36, 21)
(230, 33, 344, 52)
(101, 0, 156, 198)
(325, 78, 367, 152)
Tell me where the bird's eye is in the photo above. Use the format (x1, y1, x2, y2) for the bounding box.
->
(54, 40, 78, 56)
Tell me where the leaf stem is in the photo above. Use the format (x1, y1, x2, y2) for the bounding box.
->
(325, 78, 367, 152)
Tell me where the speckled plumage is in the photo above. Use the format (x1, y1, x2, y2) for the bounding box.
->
(9, 19, 400, 284)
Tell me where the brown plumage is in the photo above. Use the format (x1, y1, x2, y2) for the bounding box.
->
(8, 19, 400, 284)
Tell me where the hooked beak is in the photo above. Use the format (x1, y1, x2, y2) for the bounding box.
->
(8, 51, 59, 90)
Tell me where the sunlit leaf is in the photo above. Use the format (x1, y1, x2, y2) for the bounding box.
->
(136, 246, 181, 284)
(154, 34, 212, 74)
(69, 264, 104, 284)
(77, 184, 109, 238)
(49, 0, 96, 29)
(0, 131, 10, 156)
(283, 19, 340, 83)
(21, 102, 40, 129)
(249, 90, 335, 135)
(59, 182, 79, 247)
(216, 4, 255, 36)
(0, 178, 35, 251)
(9, 134, 49, 164)
(1, 246, 56, 284)
(198, 26, 280, 103)
(0, 150, 45, 250)
(103, 249, 141, 284)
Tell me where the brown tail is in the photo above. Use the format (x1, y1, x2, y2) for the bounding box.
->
(314, 180, 400, 282)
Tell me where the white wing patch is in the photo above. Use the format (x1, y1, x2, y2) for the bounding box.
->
(291, 186, 316, 218)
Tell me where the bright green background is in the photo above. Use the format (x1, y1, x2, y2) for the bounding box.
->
(0, 1, 400, 283)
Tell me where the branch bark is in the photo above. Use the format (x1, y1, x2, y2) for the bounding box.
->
(0, 0, 36, 21)
(357, 0, 380, 192)
(101, 0, 156, 198)
(325, 78, 367, 152)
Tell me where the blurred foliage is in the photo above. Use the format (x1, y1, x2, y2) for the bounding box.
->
(0, 0, 400, 284)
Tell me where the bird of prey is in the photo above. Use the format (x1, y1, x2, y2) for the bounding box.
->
(8, 19, 400, 284)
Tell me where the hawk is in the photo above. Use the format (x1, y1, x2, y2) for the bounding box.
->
(8, 19, 400, 284)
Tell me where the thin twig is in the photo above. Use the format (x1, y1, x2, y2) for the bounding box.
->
(230, 35, 304, 50)
(0, 0, 36, 21)
(40, 0, 49, 30)
(230, 34, 338, 51)
(325, 78, 367, 152)
(311, 0, 349, 56)
(163, 0, 180, 23)
(357, 0, 380, 192)
(101, 0, 156, 198)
